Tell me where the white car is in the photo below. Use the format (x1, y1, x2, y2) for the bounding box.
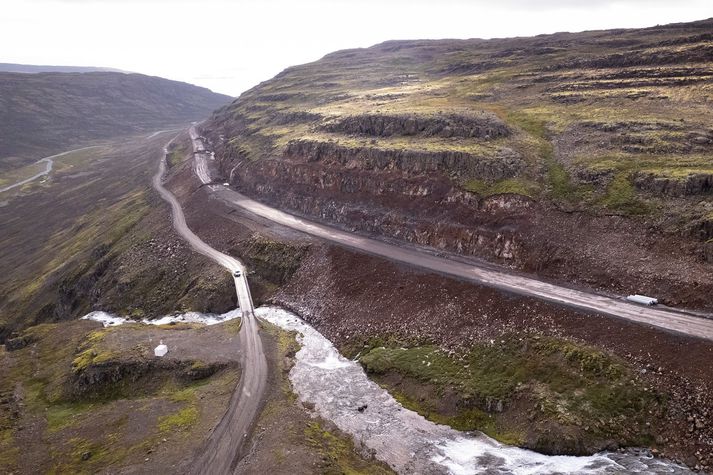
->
(233, 270, 241, 277)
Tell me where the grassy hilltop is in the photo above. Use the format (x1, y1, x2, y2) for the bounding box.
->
(210, 18, 713, 210)
(203, 18, 713, 308)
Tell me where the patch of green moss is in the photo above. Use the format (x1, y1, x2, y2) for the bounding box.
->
(167, 150, 182, 167)
(158, 405, 199, 433)
(503, 110, 589, 202)
(0, 429, 18, 470)
(46, 402, 96, 432)
(222, 317, 242, 335)
(504, 110, 549, 139)
(164, 379, 208, 404)
(304, 421, 393, 475)
(47, 435, 132, 474)
(359, 336, 660, 449)
(71, 330, 117, 373)
(260, 321, 301, 402)
(598, 172, 650, 215)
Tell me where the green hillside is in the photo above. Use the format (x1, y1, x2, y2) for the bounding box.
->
(202, 18, 713, 309)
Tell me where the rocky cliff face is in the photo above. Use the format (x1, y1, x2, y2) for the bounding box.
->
(71, 357, 225, 399)
(322, 112, 510, 139)
(634, 172, 713, 197)
(283, 140, 524, 180)
(223, 151, 529, 263)
(202, 18, 713, 309)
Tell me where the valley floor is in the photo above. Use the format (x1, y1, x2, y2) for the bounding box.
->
(165, 139, 713, 471)
(2, 129, 712, 473)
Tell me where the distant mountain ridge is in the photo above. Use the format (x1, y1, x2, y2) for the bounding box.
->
(0, 69, 232, 168)
(0, 62, 129, 74)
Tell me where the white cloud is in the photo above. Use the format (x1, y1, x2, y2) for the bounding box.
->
(2, 0, 711, 96)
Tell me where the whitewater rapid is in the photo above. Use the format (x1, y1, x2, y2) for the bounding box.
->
(82, 309, 242, 327)
(256, 306, 691, 475)
(82, 306, 691, 474)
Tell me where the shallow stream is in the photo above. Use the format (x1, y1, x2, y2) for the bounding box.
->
(83, 306, 692, 474)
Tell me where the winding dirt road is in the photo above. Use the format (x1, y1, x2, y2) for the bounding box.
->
(152, 135, 267, 474)
(190, 129, 713, 342)
(0, 146, 99, 193)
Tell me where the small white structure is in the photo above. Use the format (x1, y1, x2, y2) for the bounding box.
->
(626, 294, 658, 306)
(154, 340, 168, 357)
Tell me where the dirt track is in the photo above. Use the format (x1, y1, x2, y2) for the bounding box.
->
(0, 146, 100, 193)
(152, 135, 267, 474)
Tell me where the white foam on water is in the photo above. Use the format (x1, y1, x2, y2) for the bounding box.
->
(82, 311, 129, 327)
(311, 354, 351, 369)
(81, 308, 241, 327)
(432, 437, 624, 475)
(256, 306, 691, 475)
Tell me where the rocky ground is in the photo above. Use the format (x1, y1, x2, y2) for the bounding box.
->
(4, 108, 712, 472)
(161, 149, 713, 471)
(0, 318, 241, 473)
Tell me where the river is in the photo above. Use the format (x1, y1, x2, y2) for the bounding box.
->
(83, 306, 692, 474)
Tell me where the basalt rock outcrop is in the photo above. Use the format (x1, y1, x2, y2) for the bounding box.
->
(322, 113, 510, 139)
(216, 136, 532, 265)
(545, 39, 713, 71)
(283, 139, 524, 180)
(71, 356, 226, 399)
(634, 172, 713, 197)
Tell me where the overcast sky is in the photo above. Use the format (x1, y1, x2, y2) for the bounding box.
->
(2, 0, 711, 96)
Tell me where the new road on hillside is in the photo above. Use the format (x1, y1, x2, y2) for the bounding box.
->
(189, 127, 713, 343)
(153, 134, 267, 475)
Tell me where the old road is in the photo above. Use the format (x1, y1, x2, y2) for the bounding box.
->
(0, 146, 99, 194)
(153, 134, 267, 475)
(189, 127, 713, 343)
